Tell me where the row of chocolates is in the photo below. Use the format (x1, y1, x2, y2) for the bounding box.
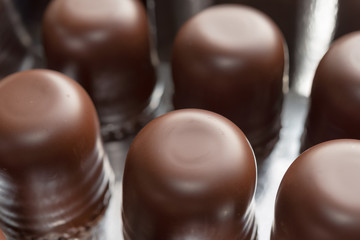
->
(1, 68, 359, 239)
(1, 0, 360, 239)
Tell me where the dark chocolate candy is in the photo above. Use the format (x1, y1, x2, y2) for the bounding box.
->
(301, 32, 360, 152)
(122, 109, 257, 240)
(153, 0, 304, 82)
(272, 139, 360, 240)
(172, 5, 286, 160)
(0, 69, 110, 239)
(42, 0, 156, 129)
(214, 0, 307, 84)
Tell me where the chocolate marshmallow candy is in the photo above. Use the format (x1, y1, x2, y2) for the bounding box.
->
(172, 5, 286, 160)
(0, 69, 111, 239)
(301, 32, 360, 151)
(272, 139, 360, 240)
(43, 0, 156, 138)
(122, 109, 257, 240)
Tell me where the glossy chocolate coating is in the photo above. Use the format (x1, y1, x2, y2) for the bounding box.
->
(334, 0, 360, 40)
(0, 0, 27, 78)
(43, 0, 156, 126)
(301, 32, 360, 152)
(122, 109, 257, 240)
(214, 0, 305, 83)
(154, 0, 303, 82)
(0, 70, 110, 238)
(172, 5, 285, 160)
(272, 139, 360, 240)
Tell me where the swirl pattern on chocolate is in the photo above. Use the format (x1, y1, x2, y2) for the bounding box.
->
(122, 109, 257, 240)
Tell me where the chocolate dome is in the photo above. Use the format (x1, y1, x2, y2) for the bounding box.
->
(172, 5, 286, 160)
(42, 0, 156, 133)
(0, 69, 111, 239)
(122, 109, 257, 239)
(301, 32, 360, 151)
(272, 139, 360, 240)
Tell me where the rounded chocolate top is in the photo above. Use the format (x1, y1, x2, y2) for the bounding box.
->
(172, 4, 285, 159)
(43, 0, 150, 65)
(0, 69, 109, 238)
(272, 139, 360, 240)
(214, 0, 302, 79)
(43, 0, 156, 121)
(0, 69, 99, 170)
(301, 32, 360, 151)
(122, 109, 257, 239)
